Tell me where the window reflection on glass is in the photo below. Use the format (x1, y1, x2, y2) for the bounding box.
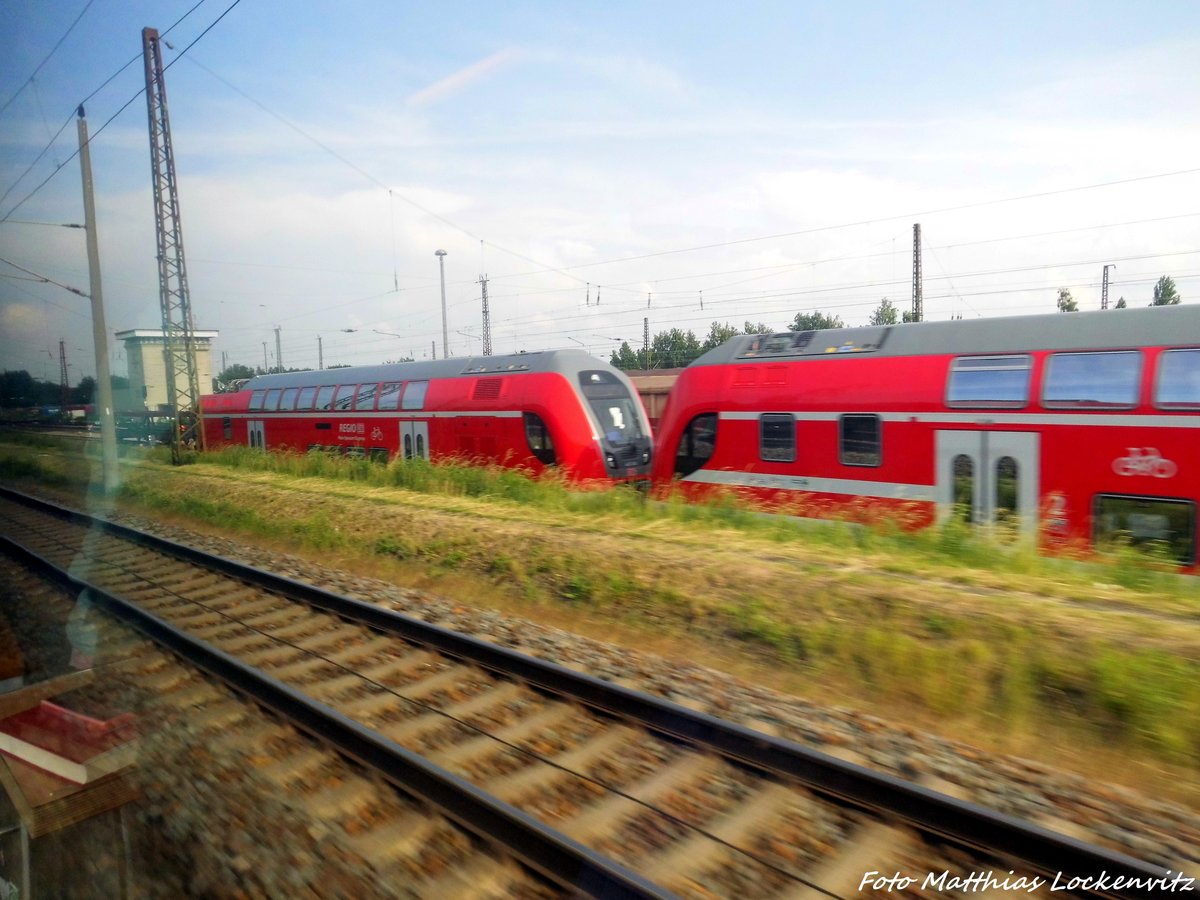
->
(953, 453, 974, 523)
(1043, 351, 1141, 407)
(1155, 349, 1200, 409)
(994, 456, 1018, 523)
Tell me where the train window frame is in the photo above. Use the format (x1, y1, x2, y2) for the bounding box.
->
(1092, 494, 1195, 565)
(523, 412, 556, 465)
(1043, 350, 1142, 409)
(377, 382, 402, 411)
(402, 380, 429, 410)
(674, 413, 717, 477)
(946, 354, 1032, 408)
(279, 388, 298, 411)
(222, 417, 233, 440)
(1154, 348, 1200, 410)
(355, 382, 380, 411)
(263, 389, 282, 411)
(759, 413, 796, 462)
(296, 387, 316, 410)
(315, 385, 336, 411)
(249, 390, 266, 411)
(839, 414, 881, 467)
(333, 384, 358, 411)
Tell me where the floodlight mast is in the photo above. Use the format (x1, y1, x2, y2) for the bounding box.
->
(143, 26, 205, 461)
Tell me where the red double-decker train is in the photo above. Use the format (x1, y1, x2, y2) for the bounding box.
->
(652, 304, 1200, 568)
(200, 350, 653, 482)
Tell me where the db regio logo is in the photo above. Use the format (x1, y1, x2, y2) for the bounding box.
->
(1112, 447, 1178, 478)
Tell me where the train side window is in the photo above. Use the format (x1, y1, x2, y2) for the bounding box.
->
(1155, 348, 1200, 409)
(296, 387, 316, 410)
(523, 412, 556, 465)
(1043, 351, 1141, 408)
(947, 355, 1031, 407)
(759, 414, 795, 462)
(995, 456, 1019, 523)
(249, 390, 266, 411)
(1093, 494, 1195, 565)
(952, 454, 974, 522)
(403, 433, 413, 459)
(377, 382, 402, 411)
(402, 380, 429, 410)
(840, 414, 881, 466)
(315, 385, 336, 410)
(355, 382, 380, 410)
(222, 417, 233, 440)
(334, 385, 357, 410)
(279, 388, 298, 411)
(264, 389, 282, 411)
(675, 413, 717, 477)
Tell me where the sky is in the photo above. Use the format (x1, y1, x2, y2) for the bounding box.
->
(1, 0, 1199, 386)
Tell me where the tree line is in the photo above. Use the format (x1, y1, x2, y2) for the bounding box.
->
(0, 370, 128, 409)
(1056, 275, 1181, 313)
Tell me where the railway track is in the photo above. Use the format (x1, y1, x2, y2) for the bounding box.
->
(0, 486, 1179, 899)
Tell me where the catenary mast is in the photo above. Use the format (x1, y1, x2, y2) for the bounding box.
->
(143, 26, 205, 460)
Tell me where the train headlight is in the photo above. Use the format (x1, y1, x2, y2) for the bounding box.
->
(605, 453, 617, 468)
(641, 450, 650, 464)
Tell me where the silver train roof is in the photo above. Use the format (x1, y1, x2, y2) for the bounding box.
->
(689, 304, 1200, 368)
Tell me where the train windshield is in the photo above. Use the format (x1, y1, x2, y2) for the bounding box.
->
(578, 371, 646, 443)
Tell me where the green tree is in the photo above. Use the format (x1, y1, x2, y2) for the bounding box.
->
(219, 363, 256, 384)
(869, 297, 899, 326)
(72, 376, 96, 404)
(743, 321, 773, 334)
(789, 310, 844, 331)
(609, 341, 642, 370)
(702, 322, 741, 350)
(650, 328, 701, 368)
(1151, 275, 1180, 306)
(1056, 288, 1078, 313)
(1114, 297, 1127, 309)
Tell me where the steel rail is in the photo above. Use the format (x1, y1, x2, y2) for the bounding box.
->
(0, 486, 1181, 900)
(0, 526, 670, 900)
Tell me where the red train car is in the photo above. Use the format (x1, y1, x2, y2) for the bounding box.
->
(653, 304, 1200, 568)
(200, 350, 653, 482)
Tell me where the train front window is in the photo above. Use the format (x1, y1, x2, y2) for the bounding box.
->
(523, 412, 556, 465)
(1044, 351, 1141, 408)
(947, 355, 1031, 407)
(578, 370, 645, 443)
(1093, 495, 1195, 565)
(675, 413, 716, 477)
(1155, 349, 1200, 409)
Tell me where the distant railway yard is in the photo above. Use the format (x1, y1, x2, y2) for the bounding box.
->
(1, 434, 1198, 896)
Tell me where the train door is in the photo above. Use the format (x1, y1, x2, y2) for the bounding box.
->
(400, 421, 430, 460)
(936, 430, 1039, 536)
(247, 420, 265, 450)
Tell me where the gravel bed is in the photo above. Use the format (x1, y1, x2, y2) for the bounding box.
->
(100, 508, 1200, 873)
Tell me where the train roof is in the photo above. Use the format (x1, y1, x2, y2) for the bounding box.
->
(237, 349, 619, 392)
(689, 304, 1200, 368)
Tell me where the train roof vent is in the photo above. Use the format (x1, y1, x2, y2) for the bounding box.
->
(462, 362, 532, 374)
(736, 326, 890, 359)
(472, 377, 503, 400)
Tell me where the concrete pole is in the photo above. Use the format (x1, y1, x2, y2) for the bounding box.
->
(436, 249, 448, 359)
(318, 335, 323, 370)
(77, 109, 120, 493)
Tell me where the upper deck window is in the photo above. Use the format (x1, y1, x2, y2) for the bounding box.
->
(1043, 351, 1141, 408)
(296, 387, 316, 410)
(315, 385, 336, 411)
(377, 382, 402, 411)
(263, 389, 282, 411)
(279, 388, 298, 411)
(1155, 348, 1200, 410)
(402, 380, 428, 410)
(947, 355, 1031, 407)
(355, 383, 379, 411)
(759, 414, 795, 462)
(333, 385, 357, 411)
(249, 390, 266, 411)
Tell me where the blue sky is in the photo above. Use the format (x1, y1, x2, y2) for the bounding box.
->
(2, 1, 1198, 382)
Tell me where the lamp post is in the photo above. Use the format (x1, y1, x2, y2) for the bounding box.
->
(435, 249, 448, 360)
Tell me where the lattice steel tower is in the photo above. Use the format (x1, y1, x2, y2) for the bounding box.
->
(911, 223, 923, 323)
(479, 274, 493, 356)
(143, 26, 204, 458)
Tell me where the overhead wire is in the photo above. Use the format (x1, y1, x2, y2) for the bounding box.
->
(0, 0, 96, 119)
